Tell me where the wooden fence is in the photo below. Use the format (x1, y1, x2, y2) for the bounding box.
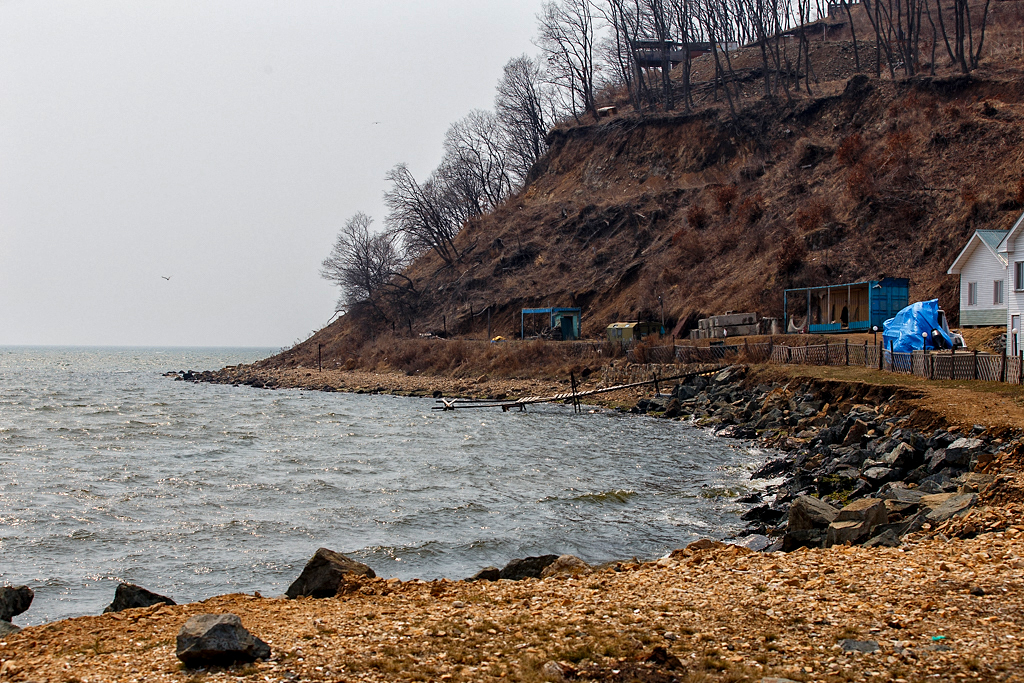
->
(624, 340, 1024, 386)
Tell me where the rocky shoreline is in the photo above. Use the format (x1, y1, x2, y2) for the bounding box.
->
(634, 365, 1022, 553)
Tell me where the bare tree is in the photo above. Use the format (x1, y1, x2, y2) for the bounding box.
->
(384, 164, 465, 267)
(495, 55, 557, 185)
(321, 213, 406, 314)
(537, 0, 600, 121)
(443, 109, 513, 211)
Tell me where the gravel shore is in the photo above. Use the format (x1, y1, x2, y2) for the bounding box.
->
(2, 525, 1023, 682)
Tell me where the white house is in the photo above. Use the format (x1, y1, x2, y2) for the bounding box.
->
(947, 229, 1009, 327)
(997, 211, 1024, 356)
(948, 209, 1024, 356)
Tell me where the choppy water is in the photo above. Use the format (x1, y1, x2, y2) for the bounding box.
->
(0, 346, 773, 626)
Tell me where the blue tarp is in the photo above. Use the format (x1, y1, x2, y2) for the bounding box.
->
(882, 299, 955, 352)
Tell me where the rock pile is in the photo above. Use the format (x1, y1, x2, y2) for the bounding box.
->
(636, 365, 1024, 551)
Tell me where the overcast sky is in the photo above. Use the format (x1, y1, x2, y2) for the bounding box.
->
(0, 0, 540, 347)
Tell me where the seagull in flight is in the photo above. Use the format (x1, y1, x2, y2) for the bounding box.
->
(161, 275, 172, 281)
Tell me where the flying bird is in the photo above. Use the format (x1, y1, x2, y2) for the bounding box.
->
(161, 276, 172, 281)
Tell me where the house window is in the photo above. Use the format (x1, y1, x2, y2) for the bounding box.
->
(994, 280, 1004, 305)
(967, 281, 977, 306)
(1017, 262, 1024, 291)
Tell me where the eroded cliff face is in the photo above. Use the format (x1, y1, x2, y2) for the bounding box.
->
(276, 73, 1024, 367)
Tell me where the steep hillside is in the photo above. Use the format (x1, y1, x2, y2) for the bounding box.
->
(273, 70, 1024, 369)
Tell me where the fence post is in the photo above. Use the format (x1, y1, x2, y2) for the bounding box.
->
(1019, 351, 1023, 385)
(864, 340, 867, 367)
(845, 339, 849, 365)
(1001, 348, 1007, 383)
(878, 341, 883, 371)
(824, 339, 829, 366)
(929, 354, 934, 380)
(973, 349, 978, 380)
(949, 346, 954, 381)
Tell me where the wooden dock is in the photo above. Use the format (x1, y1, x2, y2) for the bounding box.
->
(432, 365, 727, 412)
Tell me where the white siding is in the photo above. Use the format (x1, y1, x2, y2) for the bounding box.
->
(1007, 232, 1024, 354)
(958, 240, 1007, 326)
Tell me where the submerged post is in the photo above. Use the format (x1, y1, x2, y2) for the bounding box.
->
(318, 343, 322, 373)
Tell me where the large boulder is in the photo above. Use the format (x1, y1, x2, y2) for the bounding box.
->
(103, 583, 176, 613)
(826, 498, 887, 546)
(882, 442, 916, 470)
(0, 621, 20, 636)
(176, 613, 270, 668)
(835, 498, 888, 528)
(0, 586, 32, 622)
(540, 555, 592, 578)
(826, 520, 870, 546)
(466, 567, 501, 582)
(926, 493, 978, 524)
(787, 495, 838, 531)
(499, 555, 559, 581)
(285, 548, 376, 599)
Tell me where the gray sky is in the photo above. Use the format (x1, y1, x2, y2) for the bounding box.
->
(0, 0, 539, 347)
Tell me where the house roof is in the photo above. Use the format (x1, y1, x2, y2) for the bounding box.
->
(948, 229, 1009, 274)
(997, 209, 1024, 253)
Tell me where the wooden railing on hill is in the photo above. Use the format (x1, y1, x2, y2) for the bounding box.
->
(619, 340, 1024, 386)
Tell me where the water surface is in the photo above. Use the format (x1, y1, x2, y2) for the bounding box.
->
(0, 346, 771, 625)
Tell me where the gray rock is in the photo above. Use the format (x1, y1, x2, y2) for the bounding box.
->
(0, 621, 20, 636)
(917, 479, 945, 494)
(878, 483, 924, 504)
(285, 547, 376, 599)
(882, 442, 916, 470)
(103, 583, 176, 613)
(862, 466, 896, 484)
(788, 495, 838, 531)
(466, 567, 501, 582)
(782, 528, 825, 551)
(883, 499, 917, 517)
(500, 555, 559, 580)
(826, 519, 870, 546)
(732, 534, 771, 551)
(863, 529, 901, 548)
(926, 493, 978, 524)
(839, 639, 880, 653)
(842, 420, 869, 447)
(0, 586, 33, 622)
(835, 498, 888, 529)
(175, 613, 270, 668)
(928, 446, 972, 472)
(540, 555, 591, 578)
(958, 472, 996, 493)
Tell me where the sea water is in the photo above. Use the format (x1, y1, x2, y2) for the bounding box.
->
(0, 346, 773, 625)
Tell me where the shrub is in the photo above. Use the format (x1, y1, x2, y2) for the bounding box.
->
(687, 203, 710, 230)
(712, 185, 738, 214)
(737, 194, 765, 225)
(835, 133, 866, 166)
(794, 200, 833, 233)
(847, 164, 875, 201)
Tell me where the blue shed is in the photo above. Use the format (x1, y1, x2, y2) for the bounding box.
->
(521, 307, 582, 340)
(784, 278, 909, 334)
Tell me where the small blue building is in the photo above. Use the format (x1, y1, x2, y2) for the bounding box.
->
(784, 277, 909, 334)
(521, 307, 581, 340)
